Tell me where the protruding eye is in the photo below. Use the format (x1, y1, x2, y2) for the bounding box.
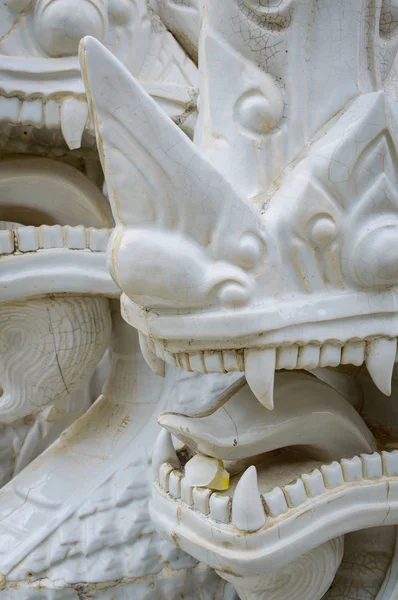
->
(236, 232, 265, 270)
(34, 0, 108, 57)
(308, 216, 338, 247)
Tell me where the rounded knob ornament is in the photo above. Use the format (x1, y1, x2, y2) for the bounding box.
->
(34, 0, 108, 57)
(353, 224, 398, 288)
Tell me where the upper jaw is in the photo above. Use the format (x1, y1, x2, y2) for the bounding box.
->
(0, 55, 94, 151)
(124, 289, 398, 410)
(0, 54, 185, 152)
(122, 287, 398, 347)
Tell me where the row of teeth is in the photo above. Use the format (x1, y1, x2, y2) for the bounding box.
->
(160, 342, 369, 373)
(0, 225, 111, 255)
(154, 337, 397, 409)
(0, 95, 91, 150)
(154, 434, 398, 533)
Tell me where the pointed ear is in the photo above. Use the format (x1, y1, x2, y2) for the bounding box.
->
(79, 36, 266, 264)
(80, 35, 164, 227)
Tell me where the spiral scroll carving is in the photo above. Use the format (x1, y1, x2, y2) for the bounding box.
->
(219, 536, 344, 600)
(0, 296, 111, 424)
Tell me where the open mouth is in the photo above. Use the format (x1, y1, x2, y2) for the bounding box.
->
(149, 370, 398, 580)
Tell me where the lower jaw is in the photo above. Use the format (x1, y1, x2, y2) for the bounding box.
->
(150, 446, 398, 578)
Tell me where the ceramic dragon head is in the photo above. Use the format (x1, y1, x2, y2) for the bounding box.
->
(81, 1, 398, 597)
(82, 0, 398, 409)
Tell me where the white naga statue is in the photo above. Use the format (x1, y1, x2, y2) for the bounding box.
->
(2, 0, 398, 598)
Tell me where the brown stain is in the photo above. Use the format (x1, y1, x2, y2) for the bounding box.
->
(116, 414, 131, 433)
(365, 418, 398, 451)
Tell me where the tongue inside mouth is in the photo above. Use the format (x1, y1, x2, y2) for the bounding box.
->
(158, 371, 376, 471)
